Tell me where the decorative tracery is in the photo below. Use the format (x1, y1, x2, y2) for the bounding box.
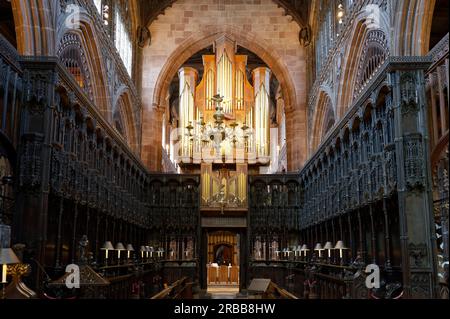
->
(58, 33, 93, 100)
(354, 30, 389, 98)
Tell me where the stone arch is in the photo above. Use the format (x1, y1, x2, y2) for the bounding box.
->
(10, 0, 56, 55)
(57, 11, 111, 119)
(311, 90, 335, 152)
(151, 27, 297, 116)
(143, 28, 304, 171)
(113, 89, 139, 154)
(336, 5, 390, 119)
(393, 0, 436, 56)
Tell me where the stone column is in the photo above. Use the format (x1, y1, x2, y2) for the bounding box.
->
(285, 107, 308, 171)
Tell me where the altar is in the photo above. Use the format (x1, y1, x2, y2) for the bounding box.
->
(207, 264, 239, 285)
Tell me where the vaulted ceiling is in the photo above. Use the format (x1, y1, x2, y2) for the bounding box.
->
(139, 0, 310, 29)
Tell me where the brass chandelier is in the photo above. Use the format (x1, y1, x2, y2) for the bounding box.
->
(186, 94, 252, 155)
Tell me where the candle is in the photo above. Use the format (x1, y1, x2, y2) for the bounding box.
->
(2, 264, 6, 283)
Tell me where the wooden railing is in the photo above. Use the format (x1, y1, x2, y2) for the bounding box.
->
(264, 281, 298, 299)
(249, 261, 376, 299)
(151, 277, 194, 299)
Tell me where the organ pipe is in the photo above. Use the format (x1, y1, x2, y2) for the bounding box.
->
(178, 67, 198, 161)
(218, 53, 233, 114)
(206, 69, 215, 110)
(176, 38, 274, 165)
(253, 67, 271, 159)
(236, 70, 244, 110)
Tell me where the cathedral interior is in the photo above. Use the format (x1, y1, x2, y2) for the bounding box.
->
(0, 0, 448, 300)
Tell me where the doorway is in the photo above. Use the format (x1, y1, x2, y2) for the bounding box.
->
(206, 230, 240, 295)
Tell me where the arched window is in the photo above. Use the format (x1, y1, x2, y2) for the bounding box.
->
(114, 2, 133, 75)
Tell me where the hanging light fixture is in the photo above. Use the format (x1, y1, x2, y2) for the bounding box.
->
(189, 94, 252, 157)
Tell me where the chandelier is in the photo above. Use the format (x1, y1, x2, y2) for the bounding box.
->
(186, 94, 252, 155)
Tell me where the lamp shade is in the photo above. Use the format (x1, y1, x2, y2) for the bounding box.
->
(126, 244, 134, 251)
(300, 244, 310, 251)
(101, 241, 114, 251)
(115, 242, 126, 251)
(140, 246, 146, 252)
(145, 246, 151, 252)
(323, 242, 333, 250)
(0, 248, 20, 264)
(149, 247, 154, 252)
(314, 243, 324, 251)
(334, 241, 348, 250)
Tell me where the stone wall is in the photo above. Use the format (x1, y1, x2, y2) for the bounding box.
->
(141, 0, 308, 171)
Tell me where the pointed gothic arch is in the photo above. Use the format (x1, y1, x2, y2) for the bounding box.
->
(143, 27, 302, 171)
(336, 5, 390, 118)
(392, 0, 437, 56)
(311, 91, 335, 152)
(9, 0, 56, 55)
(113, 90, 139, 154)
(57, 12, 111, 120)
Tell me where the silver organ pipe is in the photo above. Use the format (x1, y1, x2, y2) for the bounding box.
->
(236, 70, 244, 110)
(218, 53, 233, 114)
(206, 69, 215, 110)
